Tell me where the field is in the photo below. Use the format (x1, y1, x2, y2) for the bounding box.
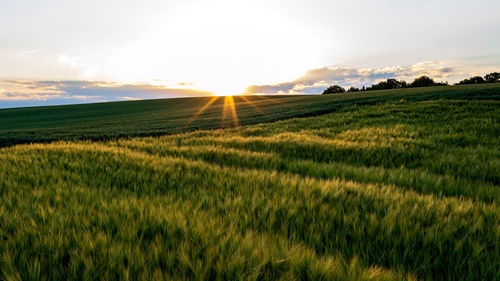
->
(0, 84, 499, 280)
(1, 83, 499, 147)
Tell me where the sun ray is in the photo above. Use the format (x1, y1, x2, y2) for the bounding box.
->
(221, 96, 239, 129)
(255, 95, 285, 105)
(184, 96, 220, 127)
(237, 96, 267, 116)
(228, 96, 239, 128)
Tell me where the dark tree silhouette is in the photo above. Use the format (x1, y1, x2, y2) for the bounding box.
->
(410, 76, 436, 87)
(371, 79, 408, 90)
(456, 76, 485, 85)
(484, 72, 500, 83)
(322, 71, 497, 95)
(434, 81, 449, 86)
(322, 85, 346, 95)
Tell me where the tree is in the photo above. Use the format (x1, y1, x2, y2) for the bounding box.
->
(410, 76, 436, 87)
(371, 78, 407, 90)
(322, 85, 345, 95)
(484, 72, 500, 83)
(347, 86, 360, 92)
(434, 81, 449, 86)
(387, 78, 408, 89)
(456, 76, 485, 85)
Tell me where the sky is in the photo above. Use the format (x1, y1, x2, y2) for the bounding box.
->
(1, 0, 499, 108)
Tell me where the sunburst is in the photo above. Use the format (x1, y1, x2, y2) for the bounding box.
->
(185, 95, 273, 130)
(238, 96, 266, 115)
(221, 96, 239, 128)
(184, 96, 220, 128)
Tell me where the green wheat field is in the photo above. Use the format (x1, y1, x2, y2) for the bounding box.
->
(0, 84, 499, 280)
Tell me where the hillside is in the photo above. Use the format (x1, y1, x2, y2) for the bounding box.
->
(0, 88, 499, 280)
(1, 83, 499, 146)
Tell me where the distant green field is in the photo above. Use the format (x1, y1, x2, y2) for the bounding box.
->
(1, 83, 499, 146)
(0, 84, 499, 280)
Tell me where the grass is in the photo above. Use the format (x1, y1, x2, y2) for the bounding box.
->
(0, 84, 499, 280)
(1, 83, 499, 147)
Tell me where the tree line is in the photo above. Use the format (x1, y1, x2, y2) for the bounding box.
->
(322, 72, 500, 94)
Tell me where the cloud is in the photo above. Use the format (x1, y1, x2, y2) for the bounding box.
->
(59, 54, 81, 68)
(0, 91, 65, 101)
(58, 54, 100, 78)
(0, 80, 214, 108)
(245, 61, 476, 95)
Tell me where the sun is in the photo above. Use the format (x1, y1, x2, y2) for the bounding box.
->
(102, 1, 321, 97)
(185, 94, 246, 130)
(185, 93, 274, 131)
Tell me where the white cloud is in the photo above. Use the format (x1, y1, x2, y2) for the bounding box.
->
(58, 54, 100, 79)
(59, 54, 81, 68)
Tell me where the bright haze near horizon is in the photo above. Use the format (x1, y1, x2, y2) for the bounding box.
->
(1, 0, 499, 108)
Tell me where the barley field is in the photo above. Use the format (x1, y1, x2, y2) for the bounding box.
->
(0, 86, 499, 280)
(1, 83, 499, 147)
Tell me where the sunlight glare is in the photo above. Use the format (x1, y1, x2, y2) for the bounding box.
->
(222, 95, 239, 128)
(185, 96, 220, 126)
(104, 0, 322, 96)
(239, 96, 265, 115)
